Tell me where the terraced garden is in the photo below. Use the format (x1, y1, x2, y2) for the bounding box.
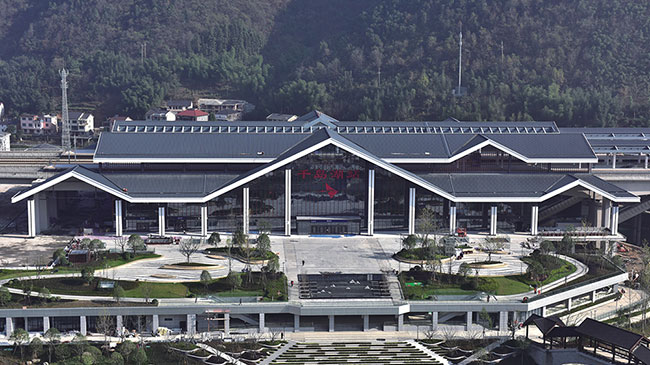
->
(270, 341, 442, 364)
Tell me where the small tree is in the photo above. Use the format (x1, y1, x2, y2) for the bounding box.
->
(417, 207, 439, 249)
(44, 328, 60, 363)
(267, 256, 280, 274)
(141, 282, 153, 303)
(72, 333, 88, 361)
(113, 285, 125, 304)
(179, 238, 201, 263)
(526, 260, 545, 283)
(133, 347, 148, 365)
(200, 270, 212, 289)
(228, 272, 242, 291)
(479, 307, 493, 338)
(95, 311, 114, 348)
(28, 337, 43, 360)
(208, 232, 221, 248)
(232, 229, 248, 249)
(39, 287, 51, 301)
(256, 233, 271, 257)
(89, 239, 105, 250)
(0, 286, 11, 306)
(115, 236, 128, 254)
(540, 240, 555, 255)
(10, 328, 29, 361)
(479, 237, 507, 263)
(81, 267, 95, 285)
(52, 248, 69, 266)
(127, 234, 146, 254)
(402, 234, 417, 251)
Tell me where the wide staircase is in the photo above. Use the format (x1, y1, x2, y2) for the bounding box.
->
(269, 341, 444, 364)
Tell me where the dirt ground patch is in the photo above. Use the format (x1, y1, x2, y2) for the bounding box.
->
(0, 234, 69, 266)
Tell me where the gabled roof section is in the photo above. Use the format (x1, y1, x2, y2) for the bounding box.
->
(414, 173, 638, 203)
(202, 128, 457, 202)
(297, 110, 339, 129)
(576, 318, 645, 351)
(11, 166, 128, 203)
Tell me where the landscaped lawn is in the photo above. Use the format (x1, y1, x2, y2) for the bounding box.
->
(5, 272, 288, 301)
(400, 255, 577, 298)
(0, 253, 161, 281)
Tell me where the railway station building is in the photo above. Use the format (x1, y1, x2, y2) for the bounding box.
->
(12, 111, 641, 239)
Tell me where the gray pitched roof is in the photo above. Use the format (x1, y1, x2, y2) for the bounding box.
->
(96, 123, 597, 162)
(102, 171, 239, 197)
(576, 318, 645, 351)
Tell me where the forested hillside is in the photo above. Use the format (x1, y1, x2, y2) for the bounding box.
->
(1, 0, 649, 127)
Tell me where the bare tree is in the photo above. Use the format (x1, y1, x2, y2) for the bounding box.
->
(479, 236, 507, 263)
(179, 238, 201, 263)
(96, 310, 114, 349)
(115, 236, 128, 254)
(440, 326, 457, 342)
(141, 282, 153, 303)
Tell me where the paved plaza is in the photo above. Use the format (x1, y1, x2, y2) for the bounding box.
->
(0, 232, 553, 283)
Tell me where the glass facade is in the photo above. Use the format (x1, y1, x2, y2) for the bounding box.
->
(166, 203, 201, 233)
(249, 170, 285, 233)
(290, 145, 368, 232)
(374, 168, 408, 232)
(208, 189, 242, 232)
(415, 187, 449, 233)
(124, 203, 158, 233)
(497, 203, 531, 232)
(52, 190, 113, 232)
(457, 203, 490, 231)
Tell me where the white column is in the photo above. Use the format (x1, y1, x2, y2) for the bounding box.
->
(449, 203, 457, 235)
(114, 200, 123, 236)
(367, 169, 375, 235)
(397, 314, 404, 332)
(116, 315, 123, 336)
(431, 312, 438, 330)
(187, 314, 196, 335)
(243, 187, 250, 234)
(466, 311, 473, 331)
(5, 317, 13, 336)
(645, 155, 648, 169)
(27, 198, 36, 238)
(294, 314, 300, 332)
(408, 188, 416, 235)
(530, 205, 539, 235)
(328, 315, 335, 332)
(612, 153, 616, 169)
(566, 298, 573, 311)
(200, 204, 208, 237)
(158, 206, 165, 236)
(259, 313, 265, 333)
(42, 317, 49, 333)
(285, 168, 292, 236)
(610, 205, 620, 235)
(223, 313, 230, 335)
(591, 290, 597, 303)
(490, 205, 498, 236)
(603, 199, 612, 229)
(152, 315, 159, 333)
(80, 316, 87, 335)
(499, 312, 507, 333)
(363, 315, 370, 332)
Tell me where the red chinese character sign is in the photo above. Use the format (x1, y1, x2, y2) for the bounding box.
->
(295, 168, 362, 199)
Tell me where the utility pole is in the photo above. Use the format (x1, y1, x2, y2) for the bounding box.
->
(60, 69, 71, 161)
(452, 26, 467, 97)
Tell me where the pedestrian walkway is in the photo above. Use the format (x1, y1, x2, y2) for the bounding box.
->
(408, 339, 450, 365)
(260, 340, 295, 365)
